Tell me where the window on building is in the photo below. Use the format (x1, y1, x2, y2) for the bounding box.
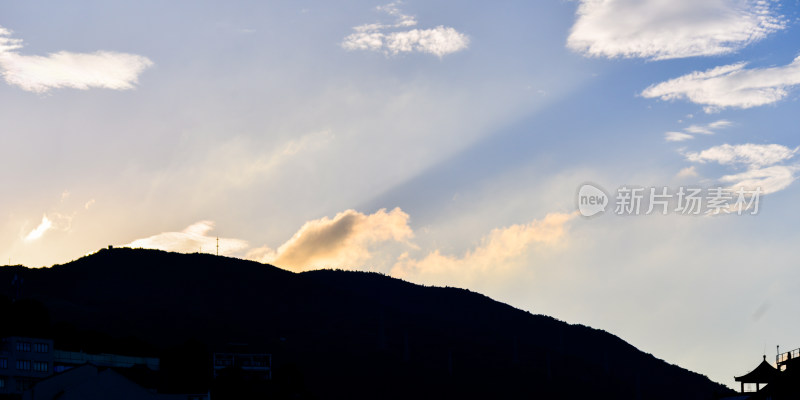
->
(0, 358, 7, 369)
(0, 377, 5, 389)
(17, 378, 34, 391)
(16, 342, 31, 352)
(16, 359, 31, 371)
(33, 343, 49, 353)
(33, 361, 49, 373)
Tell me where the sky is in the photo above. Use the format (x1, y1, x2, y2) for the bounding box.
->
(2, 0, 800, 388)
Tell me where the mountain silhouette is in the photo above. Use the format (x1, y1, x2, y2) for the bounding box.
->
(0, 248, 732, 399)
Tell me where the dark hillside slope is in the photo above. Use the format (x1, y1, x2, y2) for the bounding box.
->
(0, 248, 731, 399)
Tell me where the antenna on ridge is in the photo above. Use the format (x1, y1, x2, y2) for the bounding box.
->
(216, 237, 219, 256)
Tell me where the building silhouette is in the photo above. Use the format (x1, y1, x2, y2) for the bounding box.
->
(0, 336, 53, 395)
(21, 363, 206, 400)
(725, 347, 800, 399)
(212, 352, 271, 381)
(53, 350, 159, 373)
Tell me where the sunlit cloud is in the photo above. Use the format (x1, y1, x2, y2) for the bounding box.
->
(342, 3, 468, 57)
(567, 0, 784, 60)
(24, 215, 52, 242)
(676, 166, 699, 178)
(390, 212, 576, 284)
(244, 208, 575, 280)
(0, 25, 153, 93)
(84, 199, 96, 210)
(247, 208, 414, 271)
(641, 57, 800, 112)
(124, 221, 248, 255)
(22, 212, 74, 242)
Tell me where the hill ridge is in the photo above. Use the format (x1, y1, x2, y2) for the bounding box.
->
(0, 248, 732, 399)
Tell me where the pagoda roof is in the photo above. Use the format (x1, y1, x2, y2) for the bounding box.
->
(735, 356, 781, 383)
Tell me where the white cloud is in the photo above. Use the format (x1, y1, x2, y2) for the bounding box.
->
(0, 25, 153, 93)
(24, 215, 52, 242)
(247, 208, 414, 271)
(719, 165, 797, 194)
(567, 0, 785, 60)
(390, 212, 575, 284)
(342, 31, 385, 52)
(342, 3, 468, 57)
(683, 143, 799, 194)
(665, 131, 694, 142)
(685, 119, 733, 135)
(124, 221, 249, 255)
(0, 26, 22, 53)
(384, 27, 469, 57)
(641, 57, 800, 112)
(343, 27, 469, 57)
(666, 120, 731, 141)
(685, 143, 797, 168)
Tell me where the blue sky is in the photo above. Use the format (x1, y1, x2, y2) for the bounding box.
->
(3, 0, 800, 387)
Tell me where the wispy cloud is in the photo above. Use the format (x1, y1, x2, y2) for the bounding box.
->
(642, 57, 800, 112)
(377, 2, 418, 28)
(210, 130, 333, 188)
(708, 120, 734, 130)
(567, 0, 784, 60)
(247, 208, 414, 271)
(665, 132, 694, 142)
(342, 2, 469, 57)
(719, 165, 798, 194)
(685, 120, 733, 135)
(685, 143, 797, 168)
(390, 212, 575, 284)
(124, 221, 249, 255)
(0, 25, 153, 93)
(685, 143, 799, 194)
(665, 119, 733, 141)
